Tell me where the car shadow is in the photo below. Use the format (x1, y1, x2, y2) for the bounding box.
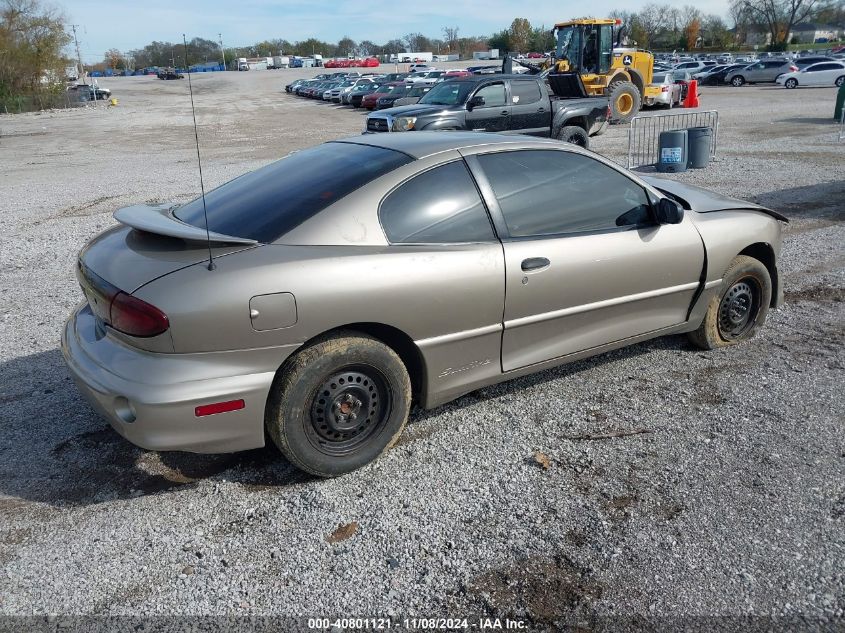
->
(0, 348, 311, 508)
(0, 334, 692, 508)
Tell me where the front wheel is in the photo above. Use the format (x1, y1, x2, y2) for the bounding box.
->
(688, 255, 772, 350)
(836, 76, 844, 87)
(266, 332, 411, 477)
(556, 125, 589, 148)
(731, 76, 745, 87)
(607, 81, 641, 123)
(785, 78, 798, 89)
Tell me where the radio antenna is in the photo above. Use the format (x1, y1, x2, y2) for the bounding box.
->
(183, 34, 215, 271)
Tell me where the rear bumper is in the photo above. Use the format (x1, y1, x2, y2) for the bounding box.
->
(61, 305, 291, 453)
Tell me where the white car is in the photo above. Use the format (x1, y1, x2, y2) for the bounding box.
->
(776, 61, 845, 88)
(405, 70, 447, 86)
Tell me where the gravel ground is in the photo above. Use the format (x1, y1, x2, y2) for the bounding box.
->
(0, 66, 843, 631)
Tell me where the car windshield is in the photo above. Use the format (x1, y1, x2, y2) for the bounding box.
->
(174, 143, 413, 243)
(653, 74, 668, 83)
(418, 81, 475, 105)
(409, 86, 429, 96)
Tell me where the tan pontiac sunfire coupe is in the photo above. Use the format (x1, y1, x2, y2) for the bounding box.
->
(63, 132, 786, 476)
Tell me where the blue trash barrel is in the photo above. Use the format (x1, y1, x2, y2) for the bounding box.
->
(657, 129, 688, 173)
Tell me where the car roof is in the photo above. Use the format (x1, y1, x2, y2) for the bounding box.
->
(333, 131, 560, 160)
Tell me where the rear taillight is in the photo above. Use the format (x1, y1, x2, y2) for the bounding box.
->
(77, 260, 169, 338)
(790, 65, 798, 72)
(661, 86, 669, 92)
(110, 291, 169, 338)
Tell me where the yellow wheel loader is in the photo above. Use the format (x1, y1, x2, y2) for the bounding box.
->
(547, 18, 660, 123)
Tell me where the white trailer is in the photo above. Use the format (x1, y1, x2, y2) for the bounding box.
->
(473, 49, 500, 60)
(271, 55, 290, 69)
(394, 51, 433, 63)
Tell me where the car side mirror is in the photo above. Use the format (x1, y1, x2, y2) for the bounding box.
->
(655, 198, 684, 224)
(467, 95, 485, 110)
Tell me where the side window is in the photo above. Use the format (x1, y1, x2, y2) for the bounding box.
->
(510, 80, 542, 104)
(474, 82, 506, 107)
(379, 161, 495, 243)
(477, 150, 653, 237)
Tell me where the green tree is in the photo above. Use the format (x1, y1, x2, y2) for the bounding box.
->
(337, 36, 356, 56)
(0, 0, 71, 100)
(488, 29, 511, 52)
(508, 18, 532, 53)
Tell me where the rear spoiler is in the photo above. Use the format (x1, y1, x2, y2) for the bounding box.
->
(114, 204, 258, 244)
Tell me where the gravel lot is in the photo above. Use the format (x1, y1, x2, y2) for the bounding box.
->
(0, 65, 843, 630)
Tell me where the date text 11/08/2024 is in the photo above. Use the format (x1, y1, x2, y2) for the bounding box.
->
(307, 617, 528, 630)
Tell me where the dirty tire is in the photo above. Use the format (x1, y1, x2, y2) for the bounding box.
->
(608, 81, 641, 123)
(266, 332, 411, 477)
(556, 125, 589, 148)
(688, 255, 772, 350)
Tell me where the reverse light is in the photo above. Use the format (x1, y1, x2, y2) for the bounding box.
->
(195, 400, 245, 417)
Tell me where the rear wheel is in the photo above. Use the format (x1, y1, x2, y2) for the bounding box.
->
(785, 78, 798, 89)
(266, 332, 411, 477)
(836, 76, 845, 87)
(556, 125, 589, 148)
(607, 81, 641, 123)
(688, 255, 772, 350)
(731, 76, 745, 87)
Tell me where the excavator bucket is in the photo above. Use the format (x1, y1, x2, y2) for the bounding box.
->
(548, 73, 589, 98)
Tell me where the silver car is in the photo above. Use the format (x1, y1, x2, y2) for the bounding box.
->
(645, 72, 686, 108)
(63, 133, 786, 476)
(725, 60, 798, 86)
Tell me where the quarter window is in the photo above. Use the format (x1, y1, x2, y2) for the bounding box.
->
(477, 150, 653, 237)
(379, 161, 495, 243)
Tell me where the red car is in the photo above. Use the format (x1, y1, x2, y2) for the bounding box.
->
(361, 57, 380, 67)
(361, 82, 402, 109)
(527, 52, 545, 58)
(444, 70, 471, 78)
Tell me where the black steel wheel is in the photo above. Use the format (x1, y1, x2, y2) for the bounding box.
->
(266, 332, 411, 477)
(717, 278, 761, 341)
(305, 366, 392, 456)
(689, 255, 772, 350)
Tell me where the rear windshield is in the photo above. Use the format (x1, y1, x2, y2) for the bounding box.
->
(174, 142, 412, 242)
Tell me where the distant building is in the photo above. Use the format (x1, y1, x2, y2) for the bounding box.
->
(788, 23, 842, 44)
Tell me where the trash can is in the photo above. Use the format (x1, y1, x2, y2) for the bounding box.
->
(835, 82, 845, 121)
(687, 126, 712, 169)
(657, 129, 688, 173)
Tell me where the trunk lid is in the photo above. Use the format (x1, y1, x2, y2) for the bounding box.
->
(79, 203, 258, 294)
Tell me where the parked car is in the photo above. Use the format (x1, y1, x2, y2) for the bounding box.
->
(285, 79, 305, 93)
(671, 61, 716, 74)
(696, 64, 746, 86)
(68, 84, 111, 100)
(444, 70, 472, 79)
(362, 82, 404, 109)
(376, 83, 415, 109)
(391, 84, 432, 107)
(157, 69, 184, 80)
(646, 72, 684, 108)
(406, 70, 448, 86)
(349, 82, 382, 108)
(63, 133, 786, 477)
(776, 61, 845, 88)
(408, 63, 433, 73)
(381, 73, 410, 82)
(725, 60, 797, 86)
(793, 55, 836, 68)
(366, 75, 608, 148)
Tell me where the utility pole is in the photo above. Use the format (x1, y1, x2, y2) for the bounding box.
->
(71, 24, 85, 84)
(219, 33, 226, 70)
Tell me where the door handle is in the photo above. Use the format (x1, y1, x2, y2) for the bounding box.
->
(521, 257, 550, 272)
(501, 110, 509, 116)
(537, 107, 545, 112)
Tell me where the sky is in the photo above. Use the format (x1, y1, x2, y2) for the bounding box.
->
(64, 0, 732, 63)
